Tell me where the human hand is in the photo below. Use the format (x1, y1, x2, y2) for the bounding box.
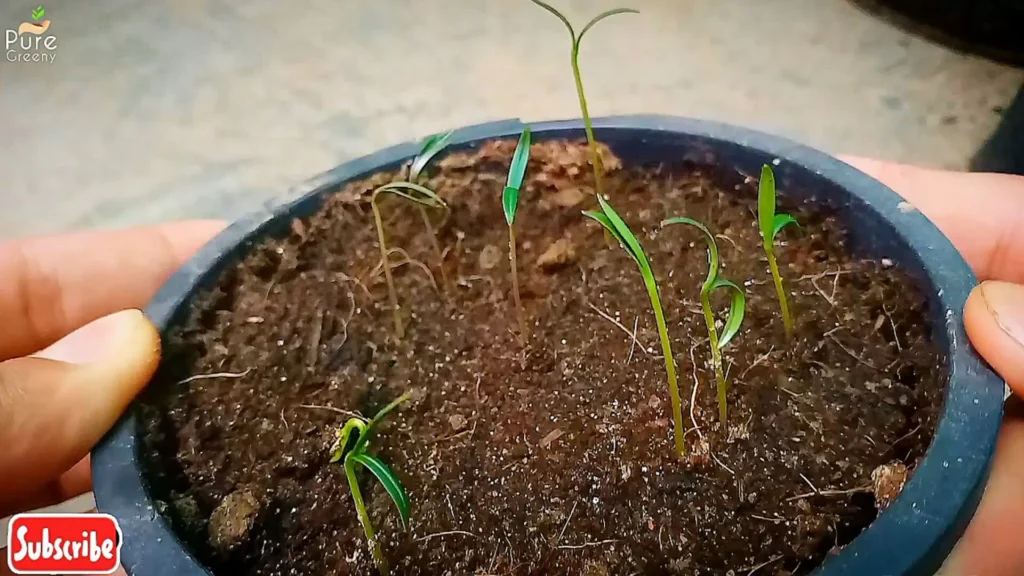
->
(0, 221, 223, 523)
(843, 157, 1024, 576)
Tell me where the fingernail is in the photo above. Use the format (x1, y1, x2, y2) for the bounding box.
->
(979, 281, 1024, 349)
(35, 309, 146, 364)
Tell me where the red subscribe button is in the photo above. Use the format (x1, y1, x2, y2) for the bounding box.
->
(6, 513, 122, 574)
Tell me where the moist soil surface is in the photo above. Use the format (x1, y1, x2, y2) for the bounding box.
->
(140, 139, 945, 576)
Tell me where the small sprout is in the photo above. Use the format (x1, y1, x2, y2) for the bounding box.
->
(410, 131, 456, 296)
(330, 392, 412, 576)
(530, 0, 638, 199)
(661, 217, 746, 425)
(758, 164, 799, 338)
(503, 127, 532, 340)
(584, 195, 685, 457)
(371, 182, 447, 339)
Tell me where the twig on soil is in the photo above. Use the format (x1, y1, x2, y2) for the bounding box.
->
(799, 269, 847, 307)
(280, 408, 289, 429)
(883, 304, 902, 351)
(828, 334, 877, 369)
(891, 424, 921, 447)
(799, 473, 819, 494)
(712, 454, 735, 475)
(627, 315, 639, 364)
(307, 308, 324, 368)
(554, 500, 578, 547)
(556, 539, 618, 550)
(689, 341, 704, 441)
(587, 302, 654, 358)
(740, 346, 775, 379)
(415, 530, 479, 542)
(369, 247, 439, 293)
(715, 233, 742, 252)
(176, 369, 251, 385)
(785, 484, 872, 502)
(740, 555, 783, 575)
(295, 404, 363, 419)
(336, 272, 374, 302)
(750, 514, 784, 524)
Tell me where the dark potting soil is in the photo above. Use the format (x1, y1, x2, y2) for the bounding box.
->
(139, 139, 945, 576)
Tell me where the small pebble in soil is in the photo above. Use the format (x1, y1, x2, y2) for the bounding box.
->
(208, 490, 261, 552)
(537, 238, 577, 272)
(871, 461, 909, 509)
(478, 244, 501, 270)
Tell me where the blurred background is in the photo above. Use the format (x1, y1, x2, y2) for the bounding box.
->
(1, 0, 1022, 238)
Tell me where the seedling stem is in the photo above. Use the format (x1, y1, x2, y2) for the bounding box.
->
(584, 196, 685, 457)
(757, 164, 799, 338)
(371, 182, 447, 339)
(662, 217, 746, 424)
(331, 392, 413, 576)
(530, 0, 637, 199)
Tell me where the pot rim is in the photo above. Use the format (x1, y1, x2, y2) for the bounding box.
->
(93, 115, 1004, 576)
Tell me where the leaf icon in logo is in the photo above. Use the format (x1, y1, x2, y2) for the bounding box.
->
(32, 5, 45, 21)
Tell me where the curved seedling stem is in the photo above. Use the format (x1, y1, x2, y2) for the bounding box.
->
(503, 128, 533, 341)
(371, 183, 448, 339)
(661, 217, 746, 424)
(584, 195, 685, 457)
(334, 391, 412, 575)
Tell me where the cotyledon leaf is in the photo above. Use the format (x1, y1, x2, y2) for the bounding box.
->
(348, 452, 411, 528)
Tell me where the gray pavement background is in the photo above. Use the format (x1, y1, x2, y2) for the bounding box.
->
(1, 0, 1022, 238)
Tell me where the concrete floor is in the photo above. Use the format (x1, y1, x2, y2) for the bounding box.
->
(0, 0, 1021, 239)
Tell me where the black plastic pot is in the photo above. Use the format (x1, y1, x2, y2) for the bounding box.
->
(93, 115, 1004, 576)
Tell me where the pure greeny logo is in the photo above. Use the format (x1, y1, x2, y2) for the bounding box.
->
(6, 5, 57, 64)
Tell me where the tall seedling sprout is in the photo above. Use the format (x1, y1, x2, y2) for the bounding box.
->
(371, 182, 447, 339)
(503, 127, 532, 340)
(757, 164, 799, 339)
(330, 392, 412, 576)
(410, 131, 456, 295)
(529, 0, 638, 198)
(661, 218, 746, 424)
(584, 195, 686, 457)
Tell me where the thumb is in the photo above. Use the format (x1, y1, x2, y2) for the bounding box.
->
(965, 281, 1024, 394)
(0, 309, 160, 513)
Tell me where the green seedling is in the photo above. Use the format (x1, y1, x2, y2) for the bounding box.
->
(410, 131, 455, 295)
(661, 217, 746, 425)
(584, 195, 685, 457)
(503, 127, 532, 340)
(371, 182, 447, 339)
(530, 0, 638, 199)
(330, 391, 412, 576)
(757, 164, 799, 339)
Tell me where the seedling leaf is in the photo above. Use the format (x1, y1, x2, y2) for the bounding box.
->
(410, 131, 454, 182)
(348, 452, 411, 528)
(757, 164, 798, 338)
(374, 182, 447, 209)
(330, 418, 367, 463)
(772, 214, 799, 241)
(758, 164, 776, 244)
(529, 0, 576, 40)
(595, 195, 652, 275)
(577, 8, 639, 44)
(354, 391, 411, 454)
(503, 127, 532, 225)
(661, 216, 718, 291)
(710, 278, 746, 349)
(582, 210, 630, 260)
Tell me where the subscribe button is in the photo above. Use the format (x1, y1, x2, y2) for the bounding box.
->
(6, 514, 122, 574)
